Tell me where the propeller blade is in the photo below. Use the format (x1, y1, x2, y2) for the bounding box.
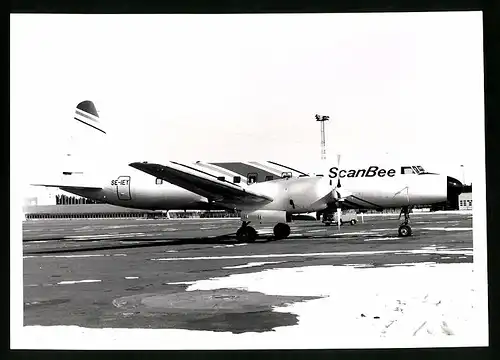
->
(337, 207, 342, 231)
(336, 188, 352, 200)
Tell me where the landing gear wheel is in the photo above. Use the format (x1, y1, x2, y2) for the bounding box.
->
(350, 219, 357, 225)
(236, 226, 257, 243)
(273, 223, 291, 240)
(398, 225, 412, 237)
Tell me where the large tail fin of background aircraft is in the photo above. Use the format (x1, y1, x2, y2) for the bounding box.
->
(31, 100, 106, 190)
(63, 100, 107, 174)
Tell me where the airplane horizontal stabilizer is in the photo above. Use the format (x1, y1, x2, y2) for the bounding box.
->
(129, 161, 273, 206)
(31, 183, 102, 191)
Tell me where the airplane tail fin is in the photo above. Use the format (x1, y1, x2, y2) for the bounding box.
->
(63, 100, 107, 175)
(73, 100, 106, 135)
(32, 100, 106, 192)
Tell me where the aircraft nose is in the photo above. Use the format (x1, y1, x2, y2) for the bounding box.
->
(447, 176, 463, 200)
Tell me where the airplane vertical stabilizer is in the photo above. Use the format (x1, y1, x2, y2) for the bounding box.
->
(63, 100, 106, 176)
(73, 100, 105, 135)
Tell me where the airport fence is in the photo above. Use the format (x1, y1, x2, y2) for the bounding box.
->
(24, 209, 241, 220)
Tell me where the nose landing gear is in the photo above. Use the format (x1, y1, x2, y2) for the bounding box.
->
(398, 206, 412, 237)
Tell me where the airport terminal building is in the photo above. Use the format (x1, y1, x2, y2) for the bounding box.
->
(459, 192, 473, 210)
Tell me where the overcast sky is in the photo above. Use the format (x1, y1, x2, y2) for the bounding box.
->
(10, 12, 484, 196)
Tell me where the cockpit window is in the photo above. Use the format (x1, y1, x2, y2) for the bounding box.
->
(401, 166, 415, 175)
(417, 165, 425, 173)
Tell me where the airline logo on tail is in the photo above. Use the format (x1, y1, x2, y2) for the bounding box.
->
(74, 100, 106, 134)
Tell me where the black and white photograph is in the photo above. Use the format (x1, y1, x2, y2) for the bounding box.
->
(10, 11, 488, 349)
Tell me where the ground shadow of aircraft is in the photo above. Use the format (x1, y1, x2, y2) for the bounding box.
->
(23, 230, 406, 255)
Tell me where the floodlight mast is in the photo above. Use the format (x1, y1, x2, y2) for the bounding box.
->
(315, 114, 330, 160)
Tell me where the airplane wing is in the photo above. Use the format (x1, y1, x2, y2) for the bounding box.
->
(129, 161, 273, 206)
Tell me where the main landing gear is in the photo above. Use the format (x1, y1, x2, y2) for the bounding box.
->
(235, 221, 291, 243)
(273, 223, 291, 240)
(236, 221, 258, 243)
(398, 206, 412, 237)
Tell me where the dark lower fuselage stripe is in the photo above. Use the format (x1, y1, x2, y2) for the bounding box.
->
(73, 117, 106, 134)
(350, 195, 384, 210)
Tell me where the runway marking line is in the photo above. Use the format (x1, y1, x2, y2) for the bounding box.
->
(151, 248, 473, 262)
(223, 261, 285, 269)
(56, 279, 102, 285)
(418, 227, 472, 231)
(364, 237, 400, 242)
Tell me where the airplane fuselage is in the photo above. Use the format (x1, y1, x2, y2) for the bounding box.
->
(58, 161, 452, 212)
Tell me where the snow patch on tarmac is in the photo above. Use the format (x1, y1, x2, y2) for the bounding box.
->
(16, 262, 487, 350)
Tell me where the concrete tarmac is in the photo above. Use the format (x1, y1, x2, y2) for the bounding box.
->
(22, 212, 473, 333)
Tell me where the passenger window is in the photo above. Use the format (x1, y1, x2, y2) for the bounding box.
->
(233, 176, 241, 184)
(217, 176, 225, 181)
(265, 175, 274, 181)
(247, 173, 258, 184)
(155, 178, 163, 185)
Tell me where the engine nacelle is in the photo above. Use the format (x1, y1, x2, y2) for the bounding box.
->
(241, 210, 288, 224)
(250, 176, 336, 214)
